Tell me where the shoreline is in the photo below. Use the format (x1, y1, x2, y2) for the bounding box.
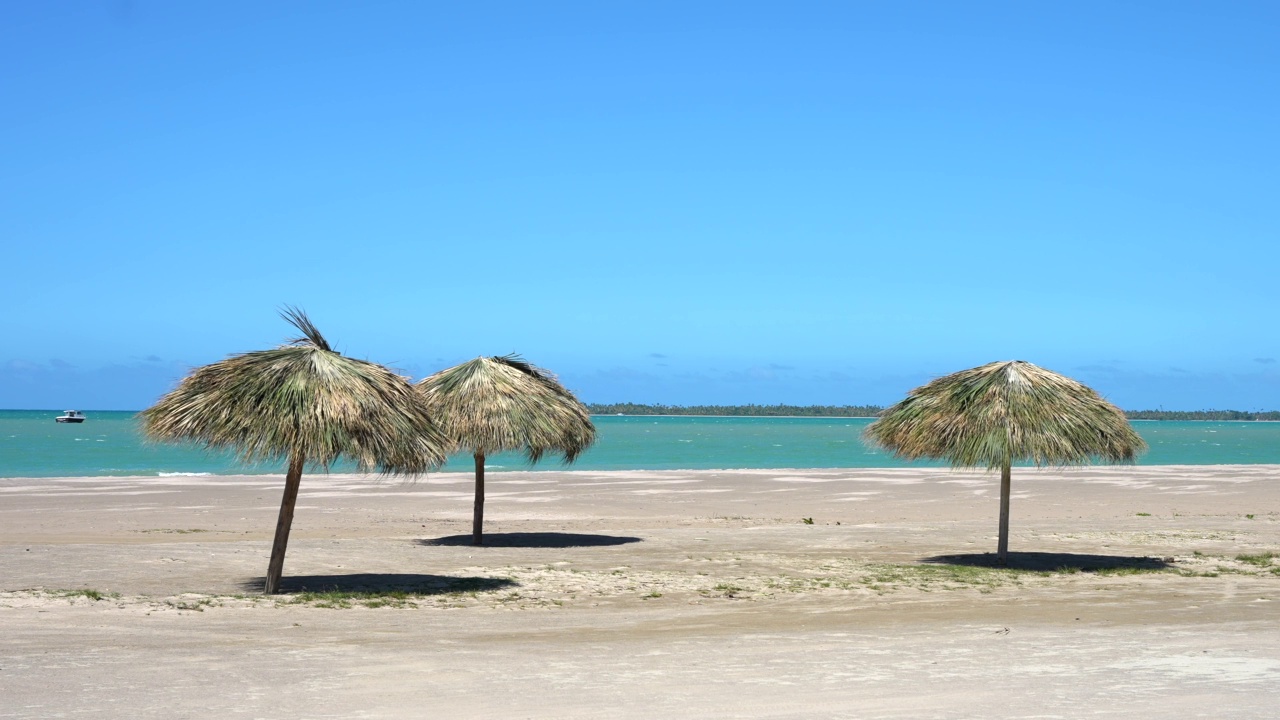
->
(6, 460, 1280, 482)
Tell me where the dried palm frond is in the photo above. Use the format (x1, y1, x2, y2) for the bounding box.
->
(865, 360, 1144, 469)
(417, 355, 595, 463)
(141, 308, 448, 472)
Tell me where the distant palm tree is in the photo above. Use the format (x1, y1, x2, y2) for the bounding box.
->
(139, 309, 449, 593)
(416, 356, 596, 545)
(864, 360, 1145, 564)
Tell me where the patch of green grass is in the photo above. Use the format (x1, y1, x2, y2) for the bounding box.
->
(138, 528, 208, 534)
(860, 563, 1017, 593)
(711, 583, 745, 598)
(58, 588, 119, 601)
(801, 517, 814, 525)
(286, 577, 513, 608)
(1092, 566, 1168, 577)
(167, 597, 215, 611)
(873, 561, 1171, 588)
(288, 591, 349, 608)
(287, 590, 419, 609)
(1136, 512, 1151, 517)
(1235, 552, 1278, 567)
(1246, 514, 1256, 520)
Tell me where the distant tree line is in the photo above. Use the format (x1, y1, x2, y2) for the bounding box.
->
(588, 403, 1280, 420)
(587, 403, 884, 417)
(1124, 409, 1280, 421)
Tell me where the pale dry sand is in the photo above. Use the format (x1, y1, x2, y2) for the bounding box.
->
(2, 465, 1278, 719)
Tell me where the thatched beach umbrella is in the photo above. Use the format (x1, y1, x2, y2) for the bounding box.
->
(140, 309, 449, 593)
(416, 355, 596, 545)
(864, 360, 1145, 564)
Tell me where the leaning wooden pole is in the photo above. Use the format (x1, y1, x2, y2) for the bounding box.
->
(264, 454, 306, 594)
(472, 452, 486, 546)
(996, 459, 1012, 565)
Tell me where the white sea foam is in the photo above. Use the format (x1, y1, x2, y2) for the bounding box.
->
(157, 472, 214, 477)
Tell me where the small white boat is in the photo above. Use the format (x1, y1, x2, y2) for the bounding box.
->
(55, 410, 86, 424)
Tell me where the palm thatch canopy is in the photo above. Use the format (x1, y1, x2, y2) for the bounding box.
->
(865, 360, 1145, 563)
(417, 355, 596, 462)
(140, 309, 449, 473)
(416, 355, 596, 545)
(139, 308, 449, 592)
(865, 360, 1144, 468)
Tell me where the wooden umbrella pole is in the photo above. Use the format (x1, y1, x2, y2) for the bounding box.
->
(997, 459, 1012, 564)
(472, 452, 485, 546)
(265, 454, 305, 594)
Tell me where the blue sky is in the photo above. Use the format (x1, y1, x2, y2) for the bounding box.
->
(3, 1, 1278, 411)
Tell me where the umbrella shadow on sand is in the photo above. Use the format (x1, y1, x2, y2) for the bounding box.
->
(923, 552, 1175, 572)
(238, 573, 516, 594)
(417, 532, 642, 548)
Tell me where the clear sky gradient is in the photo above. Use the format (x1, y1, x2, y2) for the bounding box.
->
(3, 1, 1278, 411)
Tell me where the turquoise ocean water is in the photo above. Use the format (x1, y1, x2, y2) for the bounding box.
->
(3, 410, 1280, 478)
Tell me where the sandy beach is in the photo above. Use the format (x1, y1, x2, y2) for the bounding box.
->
(2, 465, 1278, 718)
